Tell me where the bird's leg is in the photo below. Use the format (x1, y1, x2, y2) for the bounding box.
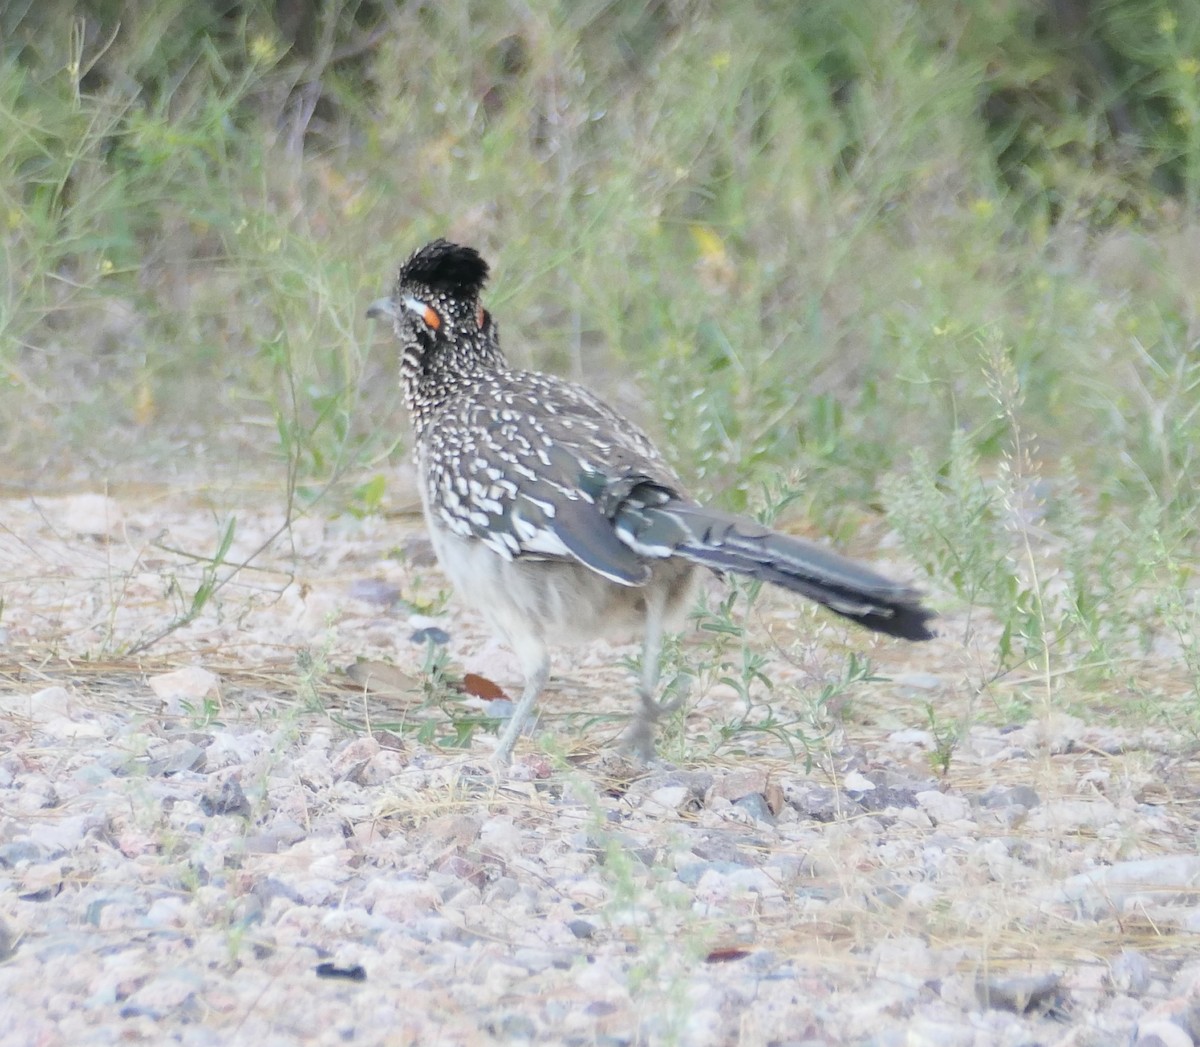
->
(621, 590, 683, 761)
(491, 645, 549, 771)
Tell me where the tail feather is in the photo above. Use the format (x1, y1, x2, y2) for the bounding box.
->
(620, 500, 936, 642)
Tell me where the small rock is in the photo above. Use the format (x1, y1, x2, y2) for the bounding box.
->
(916, 790, 971, 824)
(315, 962, 367, 982)
(1053, 855, 1200, 918)
(479, 817, 524, 861)
(1112, 949, 1154, 994)
(1032, 712, 1086, 754)
(124, 970, 201, 1013)
(709, 769, 769, 803)
(421, 814, 483, 854)
(144, 739, 206, 776)
(976, 971, 1061, 1014)
(41, 716, 105, 741)
(979, 784, 1041, 809)
(732, 793, 776, 825)
(783, 782, 842, 821)
(149, 667, 221, 715)
(348, 578, 402, 606)
(402, 536, 438, 566)
(1026, 797, 1120, 833)
(647, 786, 691, 812)
(676, 860, 745, 886)
(841, 770, 876, 794)
(200, 776, 251, 818)
(567, 918, 597, 939)
(28, 813, 101, 855)
(409, 626, 451, 646)
(24, 686, 74, 723)
(488, 1014, 536, 1040)
(897, 1017, 975, 1046)
(61, 493, 124, 537)
(0, 916, 17, 961)
(252, 878, 305, 907)
(143, 897, 187, 929)
(0, 842, 43, 867)
(513, 948, 560, 973)
(1135, 1021, 1195, 1047)
(331, 737, 381, 783)
(509, 753, 554, 781)
(888, 728, 935, 748)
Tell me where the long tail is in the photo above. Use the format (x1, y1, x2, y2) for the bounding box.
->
(617, 500, 936, 641)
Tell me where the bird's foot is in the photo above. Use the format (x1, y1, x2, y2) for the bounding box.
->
(619, 685, 686, 763)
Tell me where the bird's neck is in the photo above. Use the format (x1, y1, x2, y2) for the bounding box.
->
(402, 339, 507, 433)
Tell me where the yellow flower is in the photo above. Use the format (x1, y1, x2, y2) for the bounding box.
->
(250, 35, 279, 65)
(690, 225, 727, 264)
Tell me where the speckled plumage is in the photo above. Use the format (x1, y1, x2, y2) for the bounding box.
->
(370, 239, 935, 768)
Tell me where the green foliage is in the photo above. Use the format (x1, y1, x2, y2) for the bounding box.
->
(0, 1, 1197, 722)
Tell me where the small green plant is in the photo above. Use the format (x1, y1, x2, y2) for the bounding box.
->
(125, 516, 239, 656)
(179, 695, 223, 729)
(295, 639, 332, 713)
(347, 473, 388, 518)
(924, 700, 962, 776)
(412, 641, 496, 749)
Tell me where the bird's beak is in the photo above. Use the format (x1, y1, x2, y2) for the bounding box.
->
(366, 297, 397, 320)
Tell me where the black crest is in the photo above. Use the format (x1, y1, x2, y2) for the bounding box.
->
(399, 240, 489, 298)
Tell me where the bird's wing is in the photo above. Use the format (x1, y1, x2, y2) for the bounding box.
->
(422, 372, 683, 585)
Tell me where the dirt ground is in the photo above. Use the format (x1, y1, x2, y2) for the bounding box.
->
(2, 489, 1199, 1047)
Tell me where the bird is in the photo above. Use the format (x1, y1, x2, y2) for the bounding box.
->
(368, 239, 935, 768)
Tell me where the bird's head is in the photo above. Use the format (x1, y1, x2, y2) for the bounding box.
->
(368, 239, 493, 355)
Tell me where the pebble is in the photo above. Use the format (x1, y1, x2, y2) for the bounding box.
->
(1052, 855, 1200, 918)
(1135, 1021, 1194, 1047)
(978, 784, 1041, 809)
(409, 626, 451, 645)
(348, 578, 402, 606)
(23, 685, 75, 722)
(0, 841, 44, 867)
(148, 667, 221, 715)
(975, 971, 1061, 1013)
(709, 769, 769, 803)
(647, 785, 691, 811)
(200, 776, 251, 818)
(841, 770, 876, 794)
(732, 793, 776, 825)
(567, 918, 597, 939)
(1112, 950, 1154, 994)
(915, 790, 971, 824)
(61, 493, 124, 537)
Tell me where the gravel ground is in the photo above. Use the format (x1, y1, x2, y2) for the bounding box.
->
(2, 491, 1199, 1046)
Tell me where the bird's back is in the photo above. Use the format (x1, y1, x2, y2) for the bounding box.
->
(418, 365, 691, 586)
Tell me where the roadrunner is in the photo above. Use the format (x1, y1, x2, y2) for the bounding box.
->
(369, 240, 935, 767)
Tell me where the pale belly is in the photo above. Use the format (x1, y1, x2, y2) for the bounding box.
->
(424, 512, 697, 651)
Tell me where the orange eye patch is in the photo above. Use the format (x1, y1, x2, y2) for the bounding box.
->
(403, 296, 442, 331)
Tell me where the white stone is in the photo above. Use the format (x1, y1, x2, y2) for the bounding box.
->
(60, 493, 124, 537)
